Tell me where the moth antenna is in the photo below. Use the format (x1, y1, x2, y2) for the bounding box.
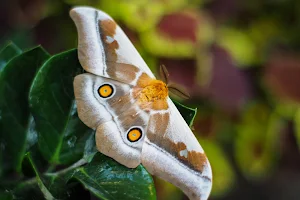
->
(159, 64, 169, 84)
(167, 82, 190, 99)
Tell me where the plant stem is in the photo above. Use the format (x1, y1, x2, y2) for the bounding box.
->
(45, 158, 87, 176)
(18, 158, 88, 186)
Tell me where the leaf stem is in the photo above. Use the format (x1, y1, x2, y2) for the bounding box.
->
(17, 158, 88, 187)
(45, 158, 87, 177)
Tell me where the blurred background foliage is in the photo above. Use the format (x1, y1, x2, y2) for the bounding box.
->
(1, 0, 300, 199)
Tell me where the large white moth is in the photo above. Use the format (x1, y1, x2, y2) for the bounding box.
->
(70, 7, 212, 200)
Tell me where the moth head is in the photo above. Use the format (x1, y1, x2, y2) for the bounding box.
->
(159, 65, 190, 100)
(138, 80, 168, 103)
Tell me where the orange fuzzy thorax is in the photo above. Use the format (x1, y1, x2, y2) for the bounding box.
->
(139, 80, 168, 103)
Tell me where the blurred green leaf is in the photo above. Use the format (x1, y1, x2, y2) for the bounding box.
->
(235, 103, 283, 180)
(0, 46, 50, 174)
(73, 153, 156, 200)
(275, 99, 298, 119)
(13, 183, 45, 200)
(4, 31, 35, 51)
(217, 27, 256, 66)
(140, 30, 196, 58)
(0, 191, 13, 200)
(0, 41, 22, 178)
(200, 139, 235, 197)
(153, 177, 183, 200)
(294, 108, 300, 149)
(0, 42, 22, 71)
(29, 49, 93, 165)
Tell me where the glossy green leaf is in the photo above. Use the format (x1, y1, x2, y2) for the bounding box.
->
(73, 153, 156, 200)
(83, 132, 98, 163)
(173, 100, 197, 126)
(0, 42, 22, 72)
(0, 47, 50, 174)
(29, 49, 93, 165)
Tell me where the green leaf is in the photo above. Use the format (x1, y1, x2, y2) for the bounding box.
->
(173, 100, 197, 126)
(0, 47, 50, 175)
(13, 154, 52, 200)
(72, 153, 156, 200)
(13, 184, 50, 200)
(29, 49, 93, 165)
(0, 42, 22, 72)
(83, 132, 98, 163)
(235, 103, 282, 180)
(0, 191, 13, 200)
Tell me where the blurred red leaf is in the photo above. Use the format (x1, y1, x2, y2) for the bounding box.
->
(158, 11, 199, 42)
(264, 52, 300, 102)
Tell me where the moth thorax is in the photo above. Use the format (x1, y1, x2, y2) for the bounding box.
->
(139, 80, 168, 102)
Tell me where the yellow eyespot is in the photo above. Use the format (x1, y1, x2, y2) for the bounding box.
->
(127, 128, 142, 142)
(98, 84, 114, 98)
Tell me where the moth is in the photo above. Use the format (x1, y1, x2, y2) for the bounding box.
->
(70, 7, 212, 200)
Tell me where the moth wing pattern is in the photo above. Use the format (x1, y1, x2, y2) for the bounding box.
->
(74, 73, 149, 168)
(142, 98, 212, 200)
(71, 6, 212, 200)
(70, 7, 155, 83)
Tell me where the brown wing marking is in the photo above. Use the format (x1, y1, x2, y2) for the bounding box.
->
(99, 19, 118, 62)
(147, 113, 207, 173)
(152, 100, 168, 110)
(106, 62, 139, 84)
(106, 93, 134, 115)
(116, 107, 148, 134)
(99, 19, 138, 84)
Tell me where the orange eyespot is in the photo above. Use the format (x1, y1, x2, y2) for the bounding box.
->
(127, 128, 142, 142)
(98, 84, 114, 98)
